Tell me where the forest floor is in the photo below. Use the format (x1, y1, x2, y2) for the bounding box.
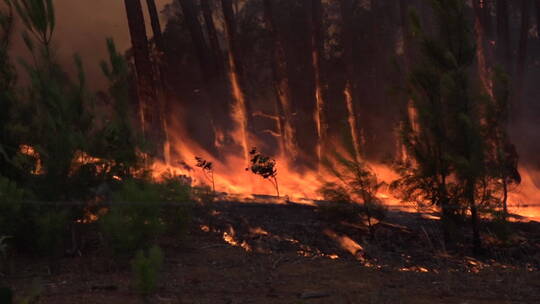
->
(3, 199, 540, 304)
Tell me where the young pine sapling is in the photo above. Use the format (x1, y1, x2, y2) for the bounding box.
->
(195, 157, 215, 193)
(246, 148, 279, 197)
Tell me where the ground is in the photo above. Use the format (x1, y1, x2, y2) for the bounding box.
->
(3, 200, 540, 303)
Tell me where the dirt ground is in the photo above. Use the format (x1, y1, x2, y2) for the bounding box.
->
(3, 201, 540, 303)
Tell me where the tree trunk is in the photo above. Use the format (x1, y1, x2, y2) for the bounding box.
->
(178, 0, 212, 80)
(146, 0, 164, 52)
(473, 0, 493, 97)
(467, 179, 482, 254)
(496, 0, 511, 72)
(123, 0, 163, 154)
(201, 0, 224, 74)
(514, 0, 531, 118)
(307, 0, 327, 169)
(146, 0, 173, 163)
(263, 0, 298, 160)
(339, 0, 362, 163)
(221, 0, 253, 162)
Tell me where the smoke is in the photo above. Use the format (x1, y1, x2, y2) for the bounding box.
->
(9, 0, 173, 90)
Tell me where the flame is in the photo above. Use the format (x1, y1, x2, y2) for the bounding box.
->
(507, 166, 540, 221)
(226, 51, 250, 164)
(323, 229, 364, 260)
(222, 226, 251, 251)
(344, 81, 362, 163)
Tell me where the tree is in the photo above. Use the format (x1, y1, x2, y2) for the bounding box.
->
(124, 0, 163, 154)
(195, 156, 215, 193)
(263, 0, 298, 160)
(200, 0, 224, 73)
(393, 0, 484, 251)
(221, 0, 253, 162)
(146, 0, 164, 52)
(514, 0, 531, 118)
(178, 0, 213, 79)
(0, 2, 19, 180)
(307, 0, 327, 169)
(473, 0, 493, 96)
(339, 0, 362, 163)
(496, 0, 511, 72)
(246, 148, 279, 197)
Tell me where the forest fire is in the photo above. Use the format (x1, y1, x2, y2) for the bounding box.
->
(3, 0, 540, 302)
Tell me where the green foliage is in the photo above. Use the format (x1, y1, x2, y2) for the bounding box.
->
(0, 286, 13, 304)
(9, 0, 55, 46)
(320, 153, 387, 229)
(0, 176, 29, 249)
(0, 2, 21, 181)
(92, 38, 143, 181)
(131, 245, 164, 296)
(100, 176, 191, 256)
(393, 0, 517, 250)
(0, 236, 10, 259)
(35, 210, 68, 256)
(100, 180, 166, 256)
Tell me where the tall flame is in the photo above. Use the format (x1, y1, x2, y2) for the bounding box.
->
(226, 52, 250, 164)
(344, 81, 362, 163)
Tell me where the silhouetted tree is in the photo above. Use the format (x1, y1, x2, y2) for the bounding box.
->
(307, 0, 327, 168)
(124, 0, 163, 154)
(263, 0, 298, 160)
(201, 0, 224, 74)
(514, 0, 531, 117)
(496, 0, 511, 72)
(178, 0, 213, 80)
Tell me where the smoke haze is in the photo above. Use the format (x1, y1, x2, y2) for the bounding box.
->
(9, 0, 173, 89)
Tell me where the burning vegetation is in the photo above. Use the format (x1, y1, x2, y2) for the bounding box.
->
(1, 0, 540, 302)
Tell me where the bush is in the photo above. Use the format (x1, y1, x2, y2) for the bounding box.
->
(35, 210, 69, 257)
(100, 177, 192, 256)
(0, 176, 36, 252)
(100, 180, 166, 256)
(131, 245, 164, 296)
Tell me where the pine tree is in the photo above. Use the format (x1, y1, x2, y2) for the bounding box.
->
(394, 0, 485, 251)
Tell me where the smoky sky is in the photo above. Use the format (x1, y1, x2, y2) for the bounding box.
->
(9, 0, 173, 89)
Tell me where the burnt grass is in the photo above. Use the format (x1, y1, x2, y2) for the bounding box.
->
(3, 199, 540, 303)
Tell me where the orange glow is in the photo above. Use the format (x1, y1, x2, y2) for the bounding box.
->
(324, 229, 364, 260)
(507, 166, 540, 222)
(344, 81, 362, 163)
(226, 52, 250, 164)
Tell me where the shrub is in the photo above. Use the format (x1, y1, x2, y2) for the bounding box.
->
(131, 245, 164, 296)
(0, 176, 25, 237)
(319, 154, 387, 233)
(100, 176, 193, 256)
(100, 180, 166, 256)
(0, 176, 37, 251)
(35, 210, 69, 257)
(246, 148, 280, 197)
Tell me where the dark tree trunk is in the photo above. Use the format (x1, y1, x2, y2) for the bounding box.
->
(221, 0, 253, 160)
(201, 0, 224, 74)
(339, 0, 362, 161)
(178, 0, 212, 80)
(263, 0, 298, 160)
(221, 0, 243, 75)
(473, 0, 493, 96)
(146, 0, 173, 163)
(468, 180, 483, 254)
(146, 0, 164, 52)
(123, 0, 163, 153)
(496, 0, 511, 72)
(514, 0, 531, 117)
(307, 0, 327, 168)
